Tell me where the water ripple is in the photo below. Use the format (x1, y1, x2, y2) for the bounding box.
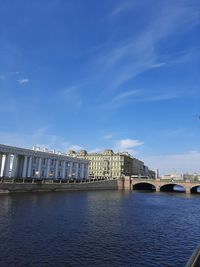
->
(0, 191, 200, 267)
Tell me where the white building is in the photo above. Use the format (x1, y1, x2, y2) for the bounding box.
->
(0, 144, 89, 180)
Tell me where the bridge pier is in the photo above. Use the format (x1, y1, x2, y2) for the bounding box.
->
(124, 176, 132, 190)
(155, 186, 160, 192)
(185, 186, 191, 194)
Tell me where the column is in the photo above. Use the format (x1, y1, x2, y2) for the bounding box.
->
(85, 165, 89, 179)
(27, 156, 33, 177)
(69, 161, 73, 178)
(0, 154, 3, 177)
(37, 158, 42, 177)
(62, 161, 66, 179)
(0, 155, 6, 177)
(55, 160, 59, 179)
(22, 156, 28, 178)
(4, 154, 11, 177)
(81, 163, 85, 179)
(46, 158, 51, 178)
(75, 163, 79, 179)
(11, 154, 18, 178)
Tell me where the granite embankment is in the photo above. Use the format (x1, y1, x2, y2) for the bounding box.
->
(0, 179, 119, 194)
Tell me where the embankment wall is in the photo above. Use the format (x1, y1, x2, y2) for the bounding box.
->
(0, 180, 118, 194)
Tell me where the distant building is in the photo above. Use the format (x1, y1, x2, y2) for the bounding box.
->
(161, 173, 183, 181)
(161, 173, 200, 182)
(68, 149, 155, 179)
(183, 173, 200, 182)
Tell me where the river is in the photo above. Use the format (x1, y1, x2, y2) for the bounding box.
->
(0, 190, 200, 267)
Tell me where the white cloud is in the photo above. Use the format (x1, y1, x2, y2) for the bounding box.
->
(143, 151, 200, 175)
(115, 138, 144, 154)
(17, 78, 29, 84)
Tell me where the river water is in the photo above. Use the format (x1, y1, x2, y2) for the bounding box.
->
(0, 190, 200, 267)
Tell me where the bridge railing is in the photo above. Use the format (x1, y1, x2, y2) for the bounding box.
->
(0, 176, 115, 184)
(131, 178, 200, 184)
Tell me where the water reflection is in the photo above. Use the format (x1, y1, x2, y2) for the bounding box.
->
(173, 185, 185, 192)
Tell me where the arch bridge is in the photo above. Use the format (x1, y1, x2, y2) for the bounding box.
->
(122, 176, 200, 194)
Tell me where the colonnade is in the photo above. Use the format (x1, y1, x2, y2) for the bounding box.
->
(0, 144, 89, 180)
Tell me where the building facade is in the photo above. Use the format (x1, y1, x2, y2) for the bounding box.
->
(68, 149, 155, 179)
(161, 173, 200, 182)
(0, 144, 89, 180)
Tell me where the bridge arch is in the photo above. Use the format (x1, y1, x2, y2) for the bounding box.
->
(160, 183, 186, 193)
(191, 185, 200, 194)
(132, 182, 156, 191)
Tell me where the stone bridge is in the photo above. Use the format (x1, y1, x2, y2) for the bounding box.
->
(121, 176, 200, 194)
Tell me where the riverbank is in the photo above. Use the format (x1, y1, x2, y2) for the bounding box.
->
(0, 179, 119, 193)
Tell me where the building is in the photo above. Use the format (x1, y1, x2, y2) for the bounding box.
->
(161, 173, 200, 182)
(183, 173, 200, 182)
(68, 149, 155, 179)
(161, 173, 183, 181)
(0, 144, 89, 180)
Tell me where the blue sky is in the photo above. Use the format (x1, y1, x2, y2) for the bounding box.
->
(0, 0, 199, 174)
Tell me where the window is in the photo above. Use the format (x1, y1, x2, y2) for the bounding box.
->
(50, 170, 54, 177)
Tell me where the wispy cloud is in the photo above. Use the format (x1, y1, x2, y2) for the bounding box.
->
(102, 134, 113, 140)
(143, 151, 200, 175)
(58, 85, 83, 109)
(104, 89, 180, 109)
(91, 1, 200, 93)
(109, 1, 138, 18)
(0, 71, 25, 81)
(0, 74, 5, 80)
(0, 128, 83, 154)
(151, 63, 166, 68)
(112, 90, 142, 101)
(145, 92, 180, 102)
(17, 78, 30, 84)
(115, 138, 144, 154)
(95, 35, 159, 90)
(107, 89, 142, 108)
(88, 148, 102, 153)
